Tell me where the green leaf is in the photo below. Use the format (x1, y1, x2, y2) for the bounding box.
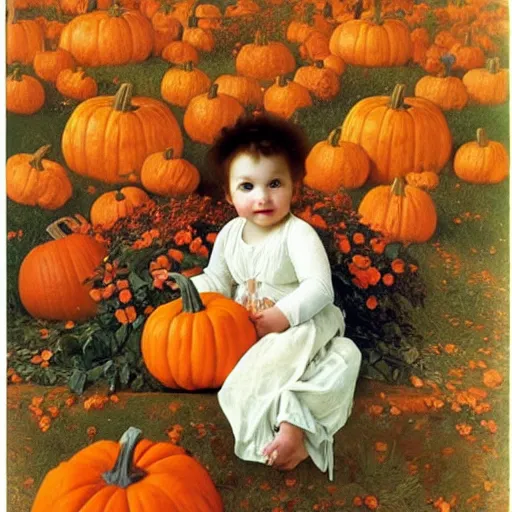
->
(56, 335, 81, 356)
(402, 347, 420, 365)
(120, 363, 131, 385)
(69, 369, 87, 395)
(384, 242, 402, 261)
(129, 271, 150, 291)
(103, 360, 115, 378)
(87, 364, 104, 383)
(115, 324, 129, 346)
(126, 329, 142, 354)
(131, 374, 145, 391)
(45, 370, 57, 385)
(132, 314, 146, 330)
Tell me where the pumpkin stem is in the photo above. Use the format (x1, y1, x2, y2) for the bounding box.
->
(168, 272, 206, 313)
(9, 66, 23, 82)
(487, 57, 500, 74)
(164, 147, 174, 160)
(108, 0, 124, 16)
(160, 2, 172, 15)
(102, 427, 147, 488)
(277, 75, 288, 87)
(390, 177, 406, 196)
(374, 0, 382, 23)
(7, 4, 17, 24)
(184, 61, 193, 72)
(208, 83, 219, 99)
(353, 0, 363, 19)
(314, 60, 324, 69)
(115, 190, 126, 201)
(329, 128, 342, 147)
(187, 14, 198, 28)
(254, 29, 261, 45)
(322, 2, 333, 19)
(389, 84, 407, 110)
(476, 128, 489, 147)
(463, 31, 471, 46)
(440, 53, 455, 77)
(113, 83, 138, 112)
(29, 144, 52, 171)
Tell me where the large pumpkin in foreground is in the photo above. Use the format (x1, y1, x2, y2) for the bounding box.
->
(62, 82, 183, 183)
(142, 272, 257, 390)
(19, 229, 106, 321)
(341, 83, 452, 184)
(31, 427, 223, 512)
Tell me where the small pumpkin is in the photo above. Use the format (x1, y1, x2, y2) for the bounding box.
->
(141, 147, 200, 196)
(304, 128, 370, 191)
(90, 187, 151, 229)
(294, 60, 340, 101)
(18, 220, 106, 321)
(410, 27, 430, 65)
(56, 67, 98, 101)
(7, 9, 45, 65)
(341, 83, 452, 184)
(224, 0, 260, 16)
(236, 30, 296, 81)
(7, 144, 73, 209)
(405, 171, 440, 190)
(32, 427, 224, 511)
(213, 74, 263, 107)
(182, 15, 215, 52)
(414, 53, 468, 111)
(151, 3, 184, 57)
(161, 62, 212, 107)
(286, 19, 315, 44)
(141, 272, 257, 389)
(322, 54, 346, 76)
(299, 30, 331, 61)
(33, 43, 75, 83)
(196, 3, 222, 29)
(263, 75, 312, 119)
(358, 177, 438, 243)
(62, 82, 184, 183)
(183, 83, 245, 144)
(161, 40, 200, 65)
(449, 32, 485, 71)
(462, 57, 509, 105)
(6, 67, 45, 115)
(453, 128, 509, 184)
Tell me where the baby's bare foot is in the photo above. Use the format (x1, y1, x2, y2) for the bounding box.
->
(262, 422, 309, 471)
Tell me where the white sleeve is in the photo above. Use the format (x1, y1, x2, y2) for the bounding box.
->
(190, 223, 235, 298)
(274, 219, 334, 327)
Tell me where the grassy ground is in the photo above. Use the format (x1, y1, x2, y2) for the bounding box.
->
(6, 3, 510, 510)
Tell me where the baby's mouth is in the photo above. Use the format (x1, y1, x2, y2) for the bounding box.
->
(254, 209, 274, 214)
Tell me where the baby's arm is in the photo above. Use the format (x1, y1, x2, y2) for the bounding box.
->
(190, 223, 235, 298)
(274, 219, 334, 327)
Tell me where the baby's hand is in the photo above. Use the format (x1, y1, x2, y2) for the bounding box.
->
(250, 306, 290, 339)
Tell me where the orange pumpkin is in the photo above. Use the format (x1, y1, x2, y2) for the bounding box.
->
(287, 19, 315, 43)
(62, 83, 183, 183)
(183, 83, 244, 144)
(321, 54, 346, 75)
(59, 5, 153, 67)
(341, 83, 452, 184)
(294, 60, 340, 101)
(32, 427, 224, 511)
(7, 10, 44, 65)
(90, 187, 151, 229)
(263, 75, 312, 119)
(6, 67, 45, 115)
(358, 177, 438, 243)
(453, 128, 509, 184)
(33, 45, 75, 83)
(161, 62, 212, 107)
(161, 40, 200, 65)
(7, 144, 73, 210)
(56, 67, 98, 101)
(299, 30, 331, 61)
(236, 30, 296, 81)
(18, 228, 106, 321)
(305, 128, 370, 191)
(462, 57, 509, 105)
(405, 171, 440, 191)
(213, 74, 263, 107)
(414, 54, 468, 111)
(141, 273, 257, 389)
(151, 3, 184, 57)
(182, 15, 215, 52)
(141, 147, 200, 196)
(329, 2, 412, 67)
(449, 32, 485, 71)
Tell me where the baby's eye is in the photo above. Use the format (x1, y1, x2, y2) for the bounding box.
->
(269, 179, 281, 188)
(240, 182, 253, 191)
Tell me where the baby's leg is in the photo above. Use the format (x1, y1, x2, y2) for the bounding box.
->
(261, 422, 309, 471)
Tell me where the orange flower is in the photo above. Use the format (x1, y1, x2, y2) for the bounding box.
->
(87, 426, 97, 438)
(168, 249, 184, 263)
(482, 369, 503, 388)
(38, 415, 51, 432)
(206, 232, 218, 244)
(353, 232, 365, 245)
(89, 288, 103, 302)
(189, 236, 203, 254)
(7, 231, 17, 240)
(410, 375, 424, 388)
(156, 255, 171, 270)
(41, 350, 53, 361)
(31, 355, 43, 364)
(391, 258, 405, 274)
(353, 496, 363, 506)
(364, 495, 379, 510)
(382, 273, 394, 286)
(39, 328, 49, 339)
(64, 321, 75, 329)
(47, 406, 60, 418)
(366, 296, 378, 310)
(409, 263, 418, 273)
(102, 283, 116, 300)
(181, 266, 203, 278)
(366, 267, 381, 286)
(174, 229, 193, 246)
(144, 305, 155, 315)
(337, 235, 351, 254)
(352, 255, 371, 269)
(118, 289, 132, 304)
(116, 279, 130, 291)
(41, 361, 49, 368)
(115, 306, 137, 324)
(196, 245, 209, 258)
(370, 237, 386, 254)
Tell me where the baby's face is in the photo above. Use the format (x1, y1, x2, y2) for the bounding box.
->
(227, 152, 294, 230)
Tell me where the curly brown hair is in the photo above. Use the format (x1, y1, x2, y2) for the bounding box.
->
(205, 113, 310, 198)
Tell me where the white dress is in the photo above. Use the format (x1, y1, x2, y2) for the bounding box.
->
(191, 213, 362, 480)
